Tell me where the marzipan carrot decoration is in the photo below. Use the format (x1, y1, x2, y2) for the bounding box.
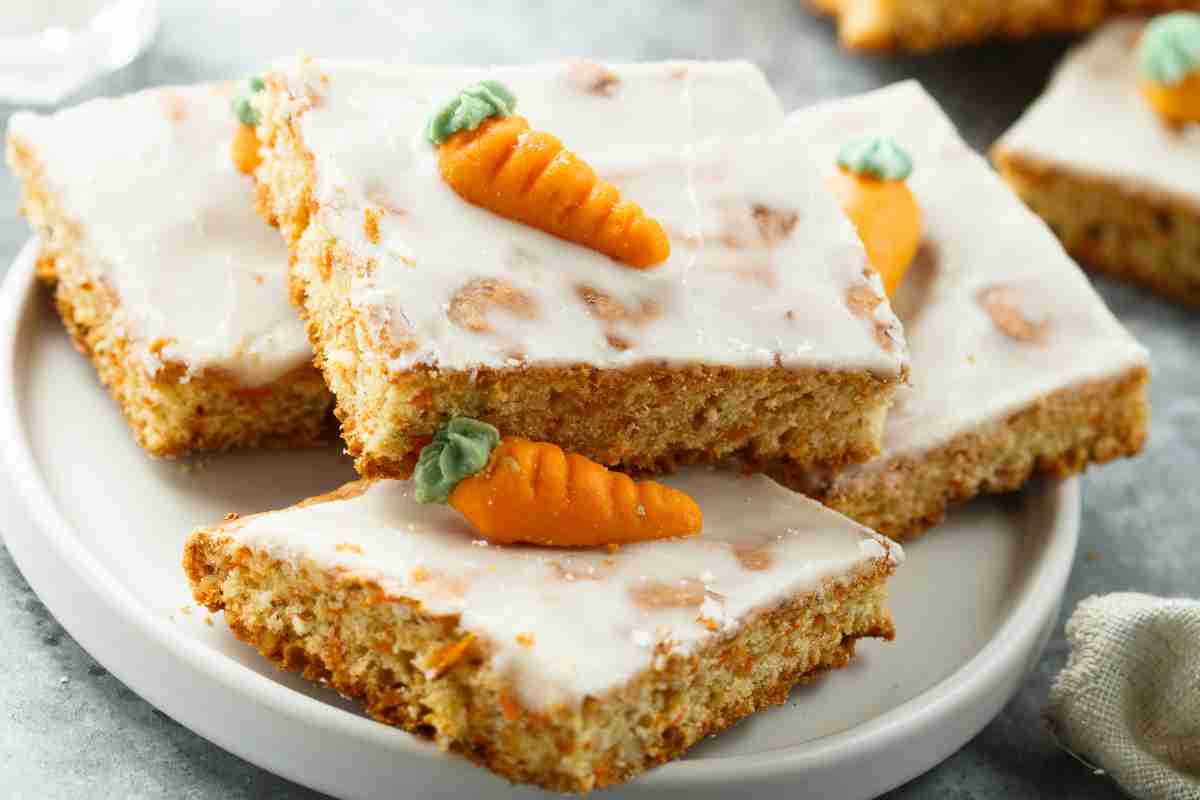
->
(231, 76, 265, 175)
(414, 417, 702, 547)
(1137, 12, 1200, 125)
(426, 81, 671, 269)
(827, 136, 922, 297)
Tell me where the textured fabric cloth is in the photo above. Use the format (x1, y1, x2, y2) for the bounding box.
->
(1047, 593, 1200, 800)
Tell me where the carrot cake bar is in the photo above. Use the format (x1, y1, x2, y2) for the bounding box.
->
(771, 82, 1149, 539)
(993, 16, 1200, 308)
(6, 83, 332, 456)
(184, 465, 902, 792)
(809, 0, 1200, 52)
(253, 59, 908, 478)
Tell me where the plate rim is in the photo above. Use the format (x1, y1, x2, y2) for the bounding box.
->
(0, 238, 1080, 794)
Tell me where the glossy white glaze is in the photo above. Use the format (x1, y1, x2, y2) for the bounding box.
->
(8, 83, 310, 386)
(785, 82, 1148, 483)
(228, 466, 901, 710)
(273, 59, 906, 375)
(996, 20, 1200, 207)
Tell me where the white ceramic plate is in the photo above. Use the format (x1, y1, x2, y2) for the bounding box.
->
(1, 240, 1077, 800)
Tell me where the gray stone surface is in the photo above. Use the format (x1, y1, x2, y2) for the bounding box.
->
(0, 1, 1195, 797)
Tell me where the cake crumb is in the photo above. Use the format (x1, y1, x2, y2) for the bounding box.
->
(516, 632, 535, 647)
(425, 634, 476, 679)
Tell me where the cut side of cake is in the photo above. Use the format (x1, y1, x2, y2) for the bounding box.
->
(770, 82, 1149, 539)
(254, 59, 908, 479)
(809, 0, 1200, 52)
(5, 83, 332, 456)
(184, 467, 901, 792)
(993, 20, 1200, 308)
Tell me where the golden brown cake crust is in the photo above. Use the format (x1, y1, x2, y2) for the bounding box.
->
(300, 246, 897, 480)
(184, 517, 895, 792)
(994, 150, 1200, 309)
(6, 133, 333, 457)
(773, 366, 1148, 539)
(811, 0, 1200, 52)
(255, 71, 902, 480)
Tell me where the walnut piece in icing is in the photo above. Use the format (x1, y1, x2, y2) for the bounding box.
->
(606, 334, 633, 351)
(574, 284, 660, 324)
(628, 577, 707, 609)
(567, 59, 621, 96)
(447, 278, 538, 333)
(733, 542, 774, 571)
(977, 285, 1050, 344)
(751, 204, 799, 244)
(845, 283, 884, 317)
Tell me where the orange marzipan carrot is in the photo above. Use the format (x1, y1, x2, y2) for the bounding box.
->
(232, 123, 261, 175)
(437, 115, 671, 269)
(448, 437, 702, 547)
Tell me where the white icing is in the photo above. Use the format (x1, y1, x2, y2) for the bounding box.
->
(230, 467, 901, 710)
(996, 20, 1200, 208)
(783, 82, 1148, 481)
(276, 59, 906, 375)
(8, 84, 311, 386)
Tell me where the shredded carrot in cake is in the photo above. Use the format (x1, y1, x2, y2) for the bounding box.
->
(498, 690, 522, 721)
(426, 634, 475, 679)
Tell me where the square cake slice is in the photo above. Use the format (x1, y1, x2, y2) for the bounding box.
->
(810, 0, 1200, 52)
(770, 82, 1149, 539)
(5, 84, 332, 456)
(993, 19, 1200, 308)
(254, 59, 908, 479)
(184, 467, 902, 792)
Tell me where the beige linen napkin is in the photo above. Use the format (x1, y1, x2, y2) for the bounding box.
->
(1047, 593, 1200, 800)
